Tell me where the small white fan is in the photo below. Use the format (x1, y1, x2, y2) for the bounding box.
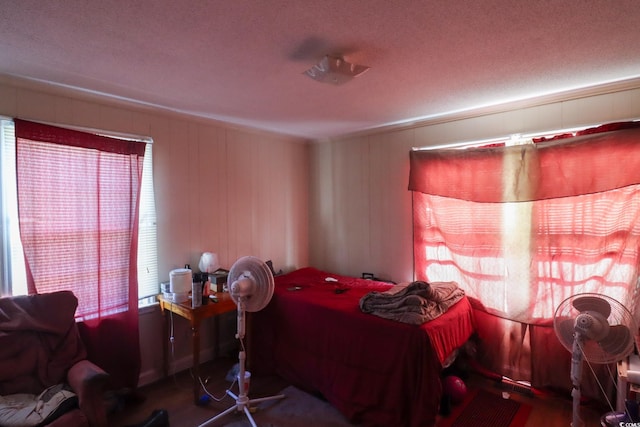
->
(554, 293, 638, 427)
(199, 256, 284, 427)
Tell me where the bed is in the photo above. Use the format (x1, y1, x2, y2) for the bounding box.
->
(249, 267, 476, 427)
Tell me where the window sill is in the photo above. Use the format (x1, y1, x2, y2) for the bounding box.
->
(138, 297, 159, 315)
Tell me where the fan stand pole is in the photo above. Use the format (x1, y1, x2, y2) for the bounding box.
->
(570, 333, 585, 427)
(199, 299, 285, 427)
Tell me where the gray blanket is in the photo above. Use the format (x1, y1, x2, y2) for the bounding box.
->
(359, 280, 465, 325)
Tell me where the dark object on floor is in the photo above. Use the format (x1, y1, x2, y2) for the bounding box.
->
(601, 399, 640, 426)
(601, 411, 628, 427)
(443, 375, 468, 404)
(125, 409, 169, 427)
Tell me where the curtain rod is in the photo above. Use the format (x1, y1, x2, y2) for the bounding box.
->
(4, 116, 152, 143)
(411, 121, 639, 152)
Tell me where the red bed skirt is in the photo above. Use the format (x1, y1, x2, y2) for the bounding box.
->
(249, 267, 476, 427)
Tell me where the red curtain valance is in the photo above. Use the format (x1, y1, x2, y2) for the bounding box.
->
(408, 121, 640, 202)
(14, 119, 146, 156)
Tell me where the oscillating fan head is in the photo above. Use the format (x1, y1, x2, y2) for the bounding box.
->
(228, 256, 275, 312)
(573, 311, 609, 341)
(553, 293, 637, 364)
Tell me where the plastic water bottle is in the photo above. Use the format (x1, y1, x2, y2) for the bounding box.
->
(192, 280, 202, 308)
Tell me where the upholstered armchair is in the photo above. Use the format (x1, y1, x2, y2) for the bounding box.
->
(0, 291, 109, 427)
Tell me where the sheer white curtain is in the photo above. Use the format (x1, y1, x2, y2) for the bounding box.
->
(410, 122, 640, 396)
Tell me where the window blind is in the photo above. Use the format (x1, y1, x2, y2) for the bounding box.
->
(0, 119, 158, 306)
(137, 143, 159, 302)
(0, 119, 27, 296)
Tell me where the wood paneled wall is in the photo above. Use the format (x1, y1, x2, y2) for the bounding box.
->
(309, 86, 640, 284)
(3, 74, 640, 385)
(0, 75, 310, 384)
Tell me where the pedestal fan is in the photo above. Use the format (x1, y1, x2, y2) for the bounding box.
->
(199, 256, 285, 427)
(553, 293, 638, 427)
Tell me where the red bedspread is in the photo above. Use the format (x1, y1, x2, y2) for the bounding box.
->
(249, 267, 475, 427)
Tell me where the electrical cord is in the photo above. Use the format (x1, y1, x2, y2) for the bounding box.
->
(167, 306, 191, 390)
(167, 301, 238, 402)
(168, 306, 179, 387)
(199, 337, 246, 403)
(580, 341, 619, 415)
(593, 367, 616, 412)
(169, 301, 175, 347)
(199, 376, 237, 402)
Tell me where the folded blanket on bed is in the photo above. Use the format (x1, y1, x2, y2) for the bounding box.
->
(359, 280, 465, 325)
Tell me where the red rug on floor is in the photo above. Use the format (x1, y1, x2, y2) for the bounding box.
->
(437, 388, 532, 427)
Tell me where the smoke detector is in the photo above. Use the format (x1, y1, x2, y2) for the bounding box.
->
(303, 55, 370, 85)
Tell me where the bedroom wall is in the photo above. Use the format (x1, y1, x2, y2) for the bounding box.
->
(3, 74, 640, 387)
(309, 85, 640, 284)
(0, 75, 310, 385)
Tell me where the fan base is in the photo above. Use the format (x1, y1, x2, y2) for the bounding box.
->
(601, 411, 631, 427)
(601, 399, 640, 426)
(198, 390, 286, 427)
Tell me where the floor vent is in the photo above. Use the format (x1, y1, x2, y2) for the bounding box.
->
(498, 377, 534, 397)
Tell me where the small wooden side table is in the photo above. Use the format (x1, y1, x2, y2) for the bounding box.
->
(157, 293, 236, 404)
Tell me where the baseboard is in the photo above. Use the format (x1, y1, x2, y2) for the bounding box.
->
(137, 340, 237, 387)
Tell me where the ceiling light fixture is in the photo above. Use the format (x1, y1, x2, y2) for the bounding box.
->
(303, 55, 370, 85)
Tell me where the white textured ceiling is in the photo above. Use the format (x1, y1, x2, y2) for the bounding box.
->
(1, 0, 639, 139)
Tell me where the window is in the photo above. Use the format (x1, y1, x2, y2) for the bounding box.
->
(409, 122, 640, 324)
(409, 121, 640, 389)
(137, 142, 160, 306)
(412, 187, 640, 322)
(1, 119, 26, 296)
(0, 118, 158, 307)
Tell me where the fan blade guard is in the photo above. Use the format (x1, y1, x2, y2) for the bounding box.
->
(555, 317, 578, 352)
(554, 292, 638, 364)
(572, 295, 611, 318)
(598, 324, 633, 356)
(228, 256, 274, 312)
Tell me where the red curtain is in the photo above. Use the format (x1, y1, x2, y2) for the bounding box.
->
(409, 122, 640, 203)
(14, 119, 145, 390)
(409, 121, 640, 398)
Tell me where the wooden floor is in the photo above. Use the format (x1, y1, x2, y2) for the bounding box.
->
(450, 375, 608, 427)
(108, 357, 289, 427)
(108, 357, 611, 427)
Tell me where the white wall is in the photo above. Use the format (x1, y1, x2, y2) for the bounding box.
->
(0, 75, 310, 385)
(309, 86, 640, 284)
(3, 73, 640, 387)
